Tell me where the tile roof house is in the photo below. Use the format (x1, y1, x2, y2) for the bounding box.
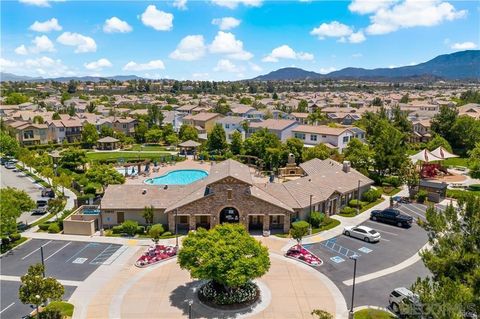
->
(292, 125, 365, 152)
(182, 112, 222, 134)
(248, 119, 298, 141)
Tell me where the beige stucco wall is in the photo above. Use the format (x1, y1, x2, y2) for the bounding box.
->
(63, 219, 96, 235)
(101, 209, 168, 227)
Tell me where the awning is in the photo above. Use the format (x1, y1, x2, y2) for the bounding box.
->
(409, 149, 443, 164)
(430, 146, 458, 159)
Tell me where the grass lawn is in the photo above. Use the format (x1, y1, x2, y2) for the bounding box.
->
(443, 157, 471, 168)
(312, 218, 341, 234)
(86, 151, 175, 162)
(127, 144, 169, 152)
(381, 187, 402, 196)
(44, 301, 74, 318)
(447, 189, 480, 199)
(0, 237, 29, 254)
(338, 198, 385, 218)
(354, 308, 395, 319)
(30, 213, 56, 228)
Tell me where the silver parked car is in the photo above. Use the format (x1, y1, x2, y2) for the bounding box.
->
(343, 225, 381, 242)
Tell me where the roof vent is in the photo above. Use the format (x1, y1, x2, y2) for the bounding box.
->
(142, 189, 147, 195)
(343, 161, 351, 173)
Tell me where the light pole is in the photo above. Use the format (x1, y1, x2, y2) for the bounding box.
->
(188, 300, 193, 319)
(40, 246, 45, 277)
(175, 209, 179, 248)
(348, 256, 358, 319)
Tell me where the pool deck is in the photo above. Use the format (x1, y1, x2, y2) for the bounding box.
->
(122, 159, 270, 185)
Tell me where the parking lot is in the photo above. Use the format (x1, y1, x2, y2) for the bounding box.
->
(0, 239, 126, 318)
(305, 202, 441, 308)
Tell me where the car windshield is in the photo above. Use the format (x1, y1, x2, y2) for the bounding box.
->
(368, 230, 378, 234)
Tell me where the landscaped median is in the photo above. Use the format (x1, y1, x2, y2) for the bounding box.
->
(86, 151, 179, 163)
(354, 308, 395, 319)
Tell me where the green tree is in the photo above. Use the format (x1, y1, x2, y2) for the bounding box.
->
(370, 120, 407, 176)
(178, 224, 270, 289)
(67, 80, 77, 93)
(0, 131, 19, 157)
(0, 187, 35, 237)
(451, 116, 480, 151)
(85, 164, 125, 191)
(426, 134, 453, 153)
(206, 124, 228, 154)
(81, 123, 99, 149)
(344, 138, 372, 173)
(134, 120, 148, 143)
(179, 124, 198, 142)
(19, 264, 64, 319)
(148, 224, 165, 244)
(100, 125, 114, 138)
(5, 92, 29, 105)
(145, 128, 163, 143)
(142, 206, 154, 226)
(413, 197, 480, 319)
(161, 123, 175, 142)
(239, 97, 252, 105)
(243, 128, 281, 160)
(467, 142, 480, 178)
(54, 173, 72, 196)
(86, 101, 96, 113)
(147, 105, 164, 128)
(214, 101, 231, 115)
(32, 115, 44, 124)
(391, 105, 412, 134)
(430, 105, 458, 144)
(297, 99, 308, 112)
(400, 93, 409, 103)
(283, 138, 304, 164)
(165, 133, 179, 146)
(302, 143, 331, 162)
(52, 112, 61, 120)
(47, 197, 65, 221)
(371, 97, 383, 106)
(230, 131, 243, 155)
(59, 148, 87, 171)
(290, 220, 310, 243)
(307, 110, 327, 125)
(400, 161, 419, 198)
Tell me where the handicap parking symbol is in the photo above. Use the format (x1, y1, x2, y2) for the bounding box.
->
(330, 256, 345, 263)
(358, 247, 372, 254)
(72, 258, 88, 264)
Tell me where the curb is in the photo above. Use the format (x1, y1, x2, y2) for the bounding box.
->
(353, 305, 397, 317)
(0, 237, 32, 258)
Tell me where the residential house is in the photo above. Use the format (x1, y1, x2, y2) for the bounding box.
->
(292, 125, 364, 152)
(216, 116, 245, 143)
(248, 119, 298, 141)
(9, 121, 48, 146)
(182, 112, 222, 134)
(62, 119, 83, 142)
(411, 120, 432, 143)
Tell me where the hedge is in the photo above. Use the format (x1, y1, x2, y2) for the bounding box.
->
(362, 189, 382, 203)
(468, 184, 480, 191)
(309, 212, 325, 228)
(349, 199, 367, 208)
(48, 223, 61, 233)
(340, 206, 357, 215)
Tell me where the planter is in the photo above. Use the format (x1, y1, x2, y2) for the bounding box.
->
(135, 244, 177, 268)
(285, 244, 323, 267)
(197, 280, 260, 310)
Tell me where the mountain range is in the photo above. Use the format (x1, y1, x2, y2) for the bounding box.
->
(0, 73, 143, 82)
(253, 50, 480, 81)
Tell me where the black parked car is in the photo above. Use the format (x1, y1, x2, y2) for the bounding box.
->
(370, 208, 413, 227)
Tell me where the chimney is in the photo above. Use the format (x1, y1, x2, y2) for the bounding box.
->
(343, 161, 351, 173)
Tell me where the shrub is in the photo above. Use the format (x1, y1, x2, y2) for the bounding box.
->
(340, 206, 357, 215)
(121, 220, 138, 236)
(309, 211, 325, 228)
(417, 190, 428, 203)
(136, 225, 145, 235)
(83, 184, 97, 195)
(1, 237, 10, 246)
(111, 225, 123, 234)
(48, 223, 61, 233)
(161, 231, 173, 237)
(290, 220, 310, 242)
(349, 199, 366, 208)
(39, 223, 50, 231)
(149, 224, 165, 242)
(9, 233, 21, 242)
(362, 189, 382, 203)
(383, 176, 402, 188)
(468, 184, 480, 191)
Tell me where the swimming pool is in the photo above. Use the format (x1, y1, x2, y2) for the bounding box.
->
(145, 169, 208, 185)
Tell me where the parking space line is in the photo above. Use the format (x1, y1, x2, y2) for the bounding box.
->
(65, 243, 94, 263)
(89, 244, 114, 265)
(21, 240, 52, 260)
(363, 221, 404, 231)
(45, 242, 72, 261)
(405, 204, 427, 215)
(376, 229, 399, 236)
(401, 205, 426, 220)
(0, 302, 15, 314)
(320, 239, 361, 259)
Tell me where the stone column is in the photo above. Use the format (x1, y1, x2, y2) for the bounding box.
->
(189, 214, 196, 230)
(263, 214, 270, 231)
(167, 212, 175, 233)
(283, 215, 291, 233)
(241, 214, 248, 230)
(210, 215, 218, 228)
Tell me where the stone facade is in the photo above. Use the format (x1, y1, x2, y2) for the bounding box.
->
(167, 178, 291, 233)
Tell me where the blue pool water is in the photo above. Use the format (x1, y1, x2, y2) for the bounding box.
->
(145, 169, 208, 185)
(83, 209, 100, 215)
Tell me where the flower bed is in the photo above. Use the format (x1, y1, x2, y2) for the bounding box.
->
(285, 244, 323, 266)
(135, 244, 177, 268)
(198, 280, 260, 310)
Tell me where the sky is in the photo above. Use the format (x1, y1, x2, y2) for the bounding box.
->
(1, 0, 479, 81)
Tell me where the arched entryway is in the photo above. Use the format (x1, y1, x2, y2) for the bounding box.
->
(219, 207, 240, 224)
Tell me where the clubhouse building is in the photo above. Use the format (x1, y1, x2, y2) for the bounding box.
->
(64, 158, 373, 235)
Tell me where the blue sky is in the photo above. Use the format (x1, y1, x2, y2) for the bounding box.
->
(1, 0, 478, 80)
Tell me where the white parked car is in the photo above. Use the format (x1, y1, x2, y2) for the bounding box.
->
(343, 225, 381, 242)
(4, 161, 16, 169)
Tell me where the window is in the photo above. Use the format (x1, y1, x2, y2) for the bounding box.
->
(294, 132, 305, 140)
(179, 216, 188, 224)
(123, 124, 127, 128)
(310, 134, 317, 141)
(59, 127, 64, 132)
(342, 136, 349, 143)
(227, 189, 232, 200)
(23, 130, 34, 139)
(225, 124, 230, 129)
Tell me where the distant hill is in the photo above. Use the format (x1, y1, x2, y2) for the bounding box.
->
(0, 73, 144, 82)
(253, 50, 480, 81)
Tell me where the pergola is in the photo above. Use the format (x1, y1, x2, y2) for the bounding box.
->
(178, 140, 201, 158)
(97, 136, 120, 151)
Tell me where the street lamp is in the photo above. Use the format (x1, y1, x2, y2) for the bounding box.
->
(40, 246, 45, 277)
(188, 300, 193, 319)
(348, 255, 358, 319)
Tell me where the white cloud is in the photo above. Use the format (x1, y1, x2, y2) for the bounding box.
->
(348, 31, 366, 43)
(366, 0, 467, 35)
(192, 72, 210, 79)
(84, 58, 113, 71)
(0, 58, 19, 68)
(18, 0, 64, 7)
(31, 35, 55, 53)
(169, 35, 206, 61)
(141, 5, 173, 31)
(249, 62, 262, 72)
(348, 0, 396, 14)
(214, 59, 241, 73)
(103, 17, 132, 33)
(262, 45, 314, 62)
(352, 53, 363, 58)
(209, 31, 253, 60)
(310, 21, 366, 43)
(123, 60, 165, 71)
(310, 21, 353, 39)
(57, 32, 97, 53)
(173, 0, 187, 10)
(319, 67, 336, 74)
(451, 42, 477, 50)
(29, 18, 62, 32)
(15, 45, 28, 55)
(211, 0, 262, 9)
(1, 56, 74, 77)
(212, 17, 241, 30)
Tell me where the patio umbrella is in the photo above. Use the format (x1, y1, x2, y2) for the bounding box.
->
(409, 149, 443, 164)
(430, 146, 458, 159)
(131, 166, 135, 175)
